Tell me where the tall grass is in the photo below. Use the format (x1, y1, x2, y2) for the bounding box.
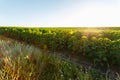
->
(0, 37, 114, 80)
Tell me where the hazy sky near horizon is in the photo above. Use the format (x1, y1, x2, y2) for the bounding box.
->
(0, 0, 120, 27)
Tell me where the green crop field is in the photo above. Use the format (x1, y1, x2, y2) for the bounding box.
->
(0, 27, 120, 80)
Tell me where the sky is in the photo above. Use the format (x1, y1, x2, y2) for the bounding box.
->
(0, 0, 120, 27)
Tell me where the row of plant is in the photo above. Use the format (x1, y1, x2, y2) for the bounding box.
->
(0, 27, 120, 68)
(0, 36, 110, 80)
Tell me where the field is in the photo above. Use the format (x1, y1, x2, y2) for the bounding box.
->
(0, 27, 120, 80)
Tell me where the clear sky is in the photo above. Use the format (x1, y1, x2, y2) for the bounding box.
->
(0, 0, 120, 27)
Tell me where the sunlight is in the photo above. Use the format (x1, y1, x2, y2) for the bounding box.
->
(84, 28, 102, 32)
(81, 28, 103, 37)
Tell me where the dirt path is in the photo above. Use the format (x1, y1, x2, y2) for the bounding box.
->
(51, 51, 120, 79)
(0, 35, 120, 80)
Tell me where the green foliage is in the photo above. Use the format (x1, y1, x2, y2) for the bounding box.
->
(0, 37, 109, 80)
(0, 27, 120, 68)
